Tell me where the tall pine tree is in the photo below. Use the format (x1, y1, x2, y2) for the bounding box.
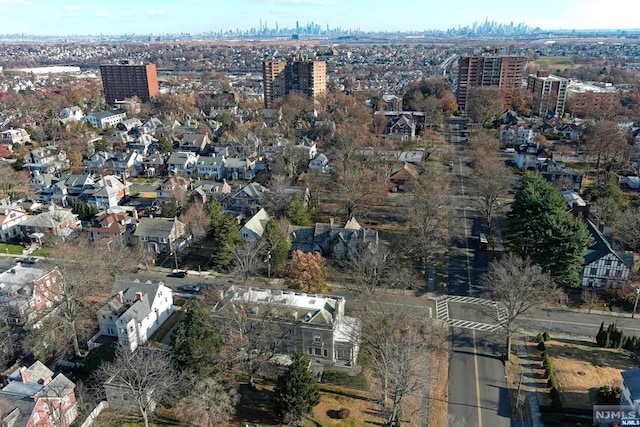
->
(261, 218, 291, 275)
(273, 351, 320, 425)
(204, 198, 240, 268)
(506, 172, 590, 287)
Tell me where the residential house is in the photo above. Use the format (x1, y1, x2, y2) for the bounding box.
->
(140, 117, 163, 135)
(28, 174, 59, 200)
(133, 216, 189, 253)
(88, 280, 174, 352)
(51, 174, 96, 207)
(384, 115, 416, 142)
(127, 134, 157, 156)
(141, 152, 167, 177)
(23, 147, 69, 175)
(0, 205, 28, 242)
(20, 206, 81, 241)
(212, 286, 360, 367)
(84, 175, 131, 210)
(0, 128, 30, 145)
(240, 208, 270, 242)
(179, 133, 211, 153)
(289, 217, 379, 260)
(229, 182, 267, 217)
(59, 106, 84, 122)
(166, 151, 199, 176)
(195, 155, 224, 180)
(0, 263, 64, 325)
(294, 136, 318, 159)
(582, 219, 633, 288)
(191, 180, 232, 205)
(557, 123, 583, 141)
(88, 207, 139, 246)
(83, 151, 110, 174)
(157, 176, 190, 199)
(539, 160, 584, 192)
(621, 368, 640, 411)
(116, 118, 142, 133)
(514, 142, 551, 170)
(563, 190, 589, 219)
(389, 162, 421, 192)
(222, 157, 254, 181)
(104, 150, 143, 176)
(308, 153, 331, 174)
(0, 361, 77, 427)
(84, 110, 127, 129)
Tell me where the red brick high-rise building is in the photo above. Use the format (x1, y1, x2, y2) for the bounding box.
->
(456, 49, 526, 111)
(262, 55, 326, 108)
(100, 60, 159, 105)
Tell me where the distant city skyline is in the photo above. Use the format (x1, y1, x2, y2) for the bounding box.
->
(0, 0, 637, 36)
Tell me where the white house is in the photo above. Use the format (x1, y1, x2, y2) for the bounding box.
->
(60, 106, 84, 122)
(308, 153, 332, 174)
(240, 208, 270, 242)
(89, 280, 175, 352)
(514, 143, 551, 171)
(582, 220, 633, 288)
(84, 110, 127, 129)
(196, 155, 224, 180)
(0, 205, 28, 241)
(0, 128, 30, 145)
(166, 151, 199, 176)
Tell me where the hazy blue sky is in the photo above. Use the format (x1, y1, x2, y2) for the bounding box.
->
(0, 0, 637, 35)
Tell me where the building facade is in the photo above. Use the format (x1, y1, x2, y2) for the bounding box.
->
(567, 81, 620, 118)
(100, 60, 160, 105)
(526, 70, 569, 117)
(263, 55, 326, 108)
(456, 49, 526, 111)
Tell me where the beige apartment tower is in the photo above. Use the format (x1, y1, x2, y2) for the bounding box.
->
(456, 49, 526, 111)
(263, 55, 326, 108)
(526, 70, 568, 117)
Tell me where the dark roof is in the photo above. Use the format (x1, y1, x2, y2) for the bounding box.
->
(584, 220, 633, 267)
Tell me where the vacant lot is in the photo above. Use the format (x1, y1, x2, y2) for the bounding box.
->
(528, 338, 638, 409)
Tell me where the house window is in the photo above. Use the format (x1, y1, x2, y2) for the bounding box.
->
(313, 334, 321, 343)
(314, 348, 322, 356)
(605, 270, 610, 277)
(323, 349, 328, 357)
(308, 347, 313, 355)
(605, 260, 612, 266)
(590, 267, 597, 276)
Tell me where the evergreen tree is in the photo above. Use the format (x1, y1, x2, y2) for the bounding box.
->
(204, 198, 240, 268)
(273, 351, 320, 425)
(157, 137, 174, 154)
(596, 321, 606, 347)
(72, 200, 99, 221)
(286, 193, 313, 226)
(261, 219, 291, 274)
(506, 172, 590, 287)
(170, 301, 221, 377)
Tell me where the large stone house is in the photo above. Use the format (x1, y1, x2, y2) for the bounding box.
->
(212, 286, 360, 367)
(289, 217, 379, 260)
(0, 361, 78, 427)
(88, 280, 175, 352)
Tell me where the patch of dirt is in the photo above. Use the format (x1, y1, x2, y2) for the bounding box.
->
(307, 384, 384, 427)
(427, 324, 450, 427)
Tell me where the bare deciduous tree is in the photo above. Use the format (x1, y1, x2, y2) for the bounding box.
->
(481, 254, 557, 360)
(174, 377, 239, 427)
(228, 240, 265, 281)
(471, 156, 513, 237)
(97, 346, 179, 427)
(363, 302, 431, 426)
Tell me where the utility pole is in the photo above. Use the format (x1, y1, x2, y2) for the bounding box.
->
(265, 251, 271, 279)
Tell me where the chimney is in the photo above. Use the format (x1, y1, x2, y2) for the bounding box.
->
(19, 367, 28, 383)
(135, 292, 143, 302)
(118, 290, 124, 304)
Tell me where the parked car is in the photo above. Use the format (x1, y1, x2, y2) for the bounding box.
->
(168, 270, 188, 278)
(178, 284, 202, 293)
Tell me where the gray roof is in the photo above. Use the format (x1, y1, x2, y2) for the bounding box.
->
(102, 280, 166, 323)
(89, 110, 125, 120)
(196, 155, 224, 168)
(134, 217, 183, 239)
(21, 208, 78, 229)
(622, 368, 640, 399)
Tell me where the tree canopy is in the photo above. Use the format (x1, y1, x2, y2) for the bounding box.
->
(273, 351, 320, 425)
(506, 172, 590, 287)
(204, 198, 240, 268)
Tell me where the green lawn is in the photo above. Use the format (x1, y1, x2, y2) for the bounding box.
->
(0, 243, 27, 255)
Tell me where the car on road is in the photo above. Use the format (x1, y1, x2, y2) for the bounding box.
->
(178, 284, 202, 293)
(448, 161, 454, 170)
(168, 270, 188, 278)
(21, 257, 38, 264)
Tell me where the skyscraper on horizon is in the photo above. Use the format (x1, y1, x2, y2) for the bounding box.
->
(456, 49, 526, 111)
(262, 55, 326, 108)
(100, 60, 159, 106)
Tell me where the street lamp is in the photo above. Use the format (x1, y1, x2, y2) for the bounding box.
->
(633, 288, 640, 319)
(265, 251, 272, 279)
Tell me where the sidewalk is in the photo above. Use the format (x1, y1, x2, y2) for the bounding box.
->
(516, 337, 544, 427)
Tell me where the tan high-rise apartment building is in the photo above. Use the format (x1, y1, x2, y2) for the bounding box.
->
(263, 55, 326, 108)
(526, 70, 569, 117)
(100, 60, 159, 106)
(456, 49, 526, 111)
